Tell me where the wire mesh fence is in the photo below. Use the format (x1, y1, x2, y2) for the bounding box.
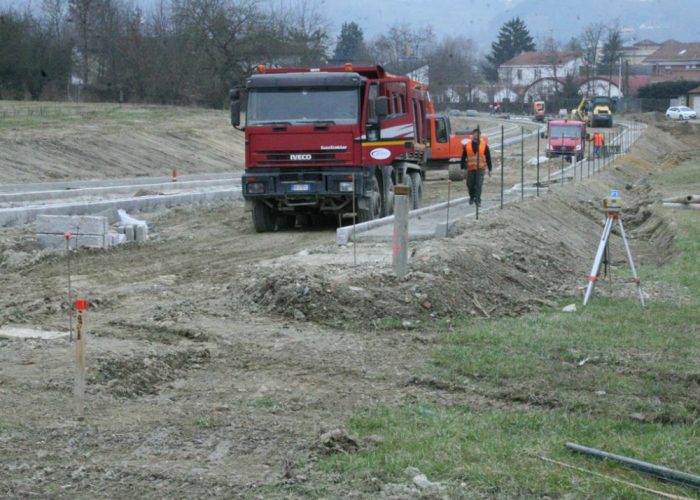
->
(435, 97, 672, 115)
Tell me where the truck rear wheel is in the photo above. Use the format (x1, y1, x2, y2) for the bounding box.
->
(252, 200, 275, 233)
(409, 172, 423, 209)
(357, 176, 381, 223)
(448, 164, 464, 181)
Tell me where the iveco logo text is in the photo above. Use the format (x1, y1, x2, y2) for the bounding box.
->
(289, 154, 312, 160)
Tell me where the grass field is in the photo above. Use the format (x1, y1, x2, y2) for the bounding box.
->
(325, 158, 700, 498)
(0, 102, 202, 129)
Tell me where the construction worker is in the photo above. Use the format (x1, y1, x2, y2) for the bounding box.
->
(592, 132, 605, 158)
(460, 127, 493, 207)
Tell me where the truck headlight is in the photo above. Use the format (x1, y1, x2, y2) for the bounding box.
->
(575, 144, 582, 151)
(339, 181, 354, 192)
(247, 182, 265, 194)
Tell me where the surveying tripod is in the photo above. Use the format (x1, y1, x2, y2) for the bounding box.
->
(583, 192, 645, 306)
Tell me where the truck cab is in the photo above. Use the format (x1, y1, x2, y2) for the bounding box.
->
(231, 65, 429, 232)
(533, 100, 545, 122)
(545, 119, 587, 162)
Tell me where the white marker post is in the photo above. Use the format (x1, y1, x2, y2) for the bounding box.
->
(392, 185, 409, 278)
(65, 233, 73, 340)
(73, 298, 89, 418)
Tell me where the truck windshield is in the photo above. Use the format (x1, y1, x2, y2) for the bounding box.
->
(247, 87, 359, 126)
(550, 125, 581, 139)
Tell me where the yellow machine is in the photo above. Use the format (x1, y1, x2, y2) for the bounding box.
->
(591, 96, 613, 127)
(571, 96, 590, 124)
(572, 95, 614, 127)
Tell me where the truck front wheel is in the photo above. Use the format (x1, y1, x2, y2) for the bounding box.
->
(409, 172, 423, 209)
(252, 200, 276, 233)
(357, 176, 382, 223)
(448, 164, 465, 181)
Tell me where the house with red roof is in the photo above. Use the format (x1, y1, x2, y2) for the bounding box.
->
(644, 41, 700, 83)
(498, 51, 583, 87)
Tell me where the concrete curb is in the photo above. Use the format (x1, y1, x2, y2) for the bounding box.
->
(0, 178, 241, 205)
(0, 173, 240, 193)
(435, 204, 499, 238)
(336, 196, 471, 245)
(0, 188, 243, 227)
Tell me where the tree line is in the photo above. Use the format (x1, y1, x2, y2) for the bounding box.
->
(0, 2, 633, 107)
(0, 0, 328, 106)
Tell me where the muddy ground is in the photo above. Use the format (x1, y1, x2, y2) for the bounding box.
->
(0, 108, 698, 497)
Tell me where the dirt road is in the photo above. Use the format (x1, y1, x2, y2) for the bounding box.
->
(0, 105, 697, 497)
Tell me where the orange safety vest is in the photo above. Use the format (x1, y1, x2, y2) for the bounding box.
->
(593, 134, 604, 147)
(465, 140, 488, 171)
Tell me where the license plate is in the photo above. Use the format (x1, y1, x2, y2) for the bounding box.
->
(290, 183, 311, 192)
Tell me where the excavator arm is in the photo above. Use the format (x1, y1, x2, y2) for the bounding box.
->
(572, 96, 590, 124)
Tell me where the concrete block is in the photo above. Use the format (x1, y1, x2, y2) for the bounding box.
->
(36, 215, 107, 235)
(435, 222, 448, 239)
(108, 232, 127, 247)
(2, 188, 243, 228)
(134, 224, 148, 242)
(38, 233, 106, 250)
(125, 225, 135, 242)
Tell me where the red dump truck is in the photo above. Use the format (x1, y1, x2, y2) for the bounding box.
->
(230, 64, 430, 232)
(544, 119, 587, 162)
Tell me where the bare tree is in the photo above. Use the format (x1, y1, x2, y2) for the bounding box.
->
(601, 21, 624, 96)
(369, 23, 435, 74)
(541, 36, 561, 88)
(580, 22, 605, 95)
(427, 36, 479, 104)
(172, 0, 262, 103)
(267, 0, 329, 66)
(68, 0, 95, 86)
(42, 0, 68, 37)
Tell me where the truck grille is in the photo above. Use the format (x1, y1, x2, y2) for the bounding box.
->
(258, 150, 346, 166)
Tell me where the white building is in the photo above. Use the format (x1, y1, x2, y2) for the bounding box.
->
(498, 51, 583, 88)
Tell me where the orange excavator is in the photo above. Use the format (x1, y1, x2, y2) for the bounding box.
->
(426, 102, 487, 181)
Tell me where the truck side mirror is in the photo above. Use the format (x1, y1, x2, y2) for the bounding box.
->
(230, 88, 241, 128)
(540, 131, 547, 139)
(586, 133, 591, 140)
(374, 96, 389, 119)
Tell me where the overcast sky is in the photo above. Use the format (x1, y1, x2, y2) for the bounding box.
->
(2, 0, 698, 49)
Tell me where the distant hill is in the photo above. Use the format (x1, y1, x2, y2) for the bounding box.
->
(5, 0, 696, 50)
(321, 0, 700, 48)
(491, 0, 700, 44)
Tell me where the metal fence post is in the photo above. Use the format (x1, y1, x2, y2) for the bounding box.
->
(501, 125, 504, 209)
(536, 130, 540, 197)
(520, 126, 524, 201)
(587, 138, 591, 178)
(446, 179, 451, 233)
(560, 151, 564, 186)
